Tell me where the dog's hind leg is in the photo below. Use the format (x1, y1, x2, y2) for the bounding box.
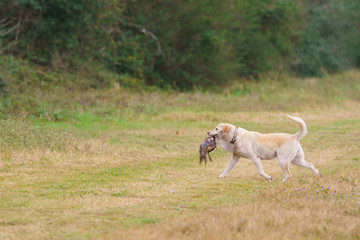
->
(277, 149, 296, 182)
(251, 156, 274, 181)
(219, 154, 240, 178)
(292, 146, 322, 177)
(278, 159, 292, 182)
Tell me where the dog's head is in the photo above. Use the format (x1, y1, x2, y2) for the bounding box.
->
(208, 123, 231, 139)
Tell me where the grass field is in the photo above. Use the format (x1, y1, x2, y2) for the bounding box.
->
(0, 71, 359, 239)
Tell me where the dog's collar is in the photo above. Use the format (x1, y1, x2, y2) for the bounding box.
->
(230, 127, 238, 144)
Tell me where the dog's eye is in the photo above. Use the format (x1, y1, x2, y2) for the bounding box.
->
(216, 128, 218, 130)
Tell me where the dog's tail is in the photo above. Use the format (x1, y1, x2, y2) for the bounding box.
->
(288, 115, 307, 140)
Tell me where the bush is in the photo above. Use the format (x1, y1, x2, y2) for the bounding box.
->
(0, 0, 123, 63)
(1, 0, 360, 90)
(292, 0, 360, 76)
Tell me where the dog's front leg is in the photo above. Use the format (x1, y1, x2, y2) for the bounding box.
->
(219, 154, 240, 178)
(251, 156, 274, 181)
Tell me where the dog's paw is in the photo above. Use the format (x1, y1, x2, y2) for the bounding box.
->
(317, 172, 323, 177)
(268, 177, 274, 182)
(218, 174, 225, 178)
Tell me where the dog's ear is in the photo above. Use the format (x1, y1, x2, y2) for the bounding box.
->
(222, 125, 230, 134)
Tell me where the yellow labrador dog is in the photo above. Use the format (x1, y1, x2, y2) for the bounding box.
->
(208, 116, 322, 181)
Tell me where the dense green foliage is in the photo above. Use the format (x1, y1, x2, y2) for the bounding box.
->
(1, 0, 360, 90)
(293, 0, 360, 76)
